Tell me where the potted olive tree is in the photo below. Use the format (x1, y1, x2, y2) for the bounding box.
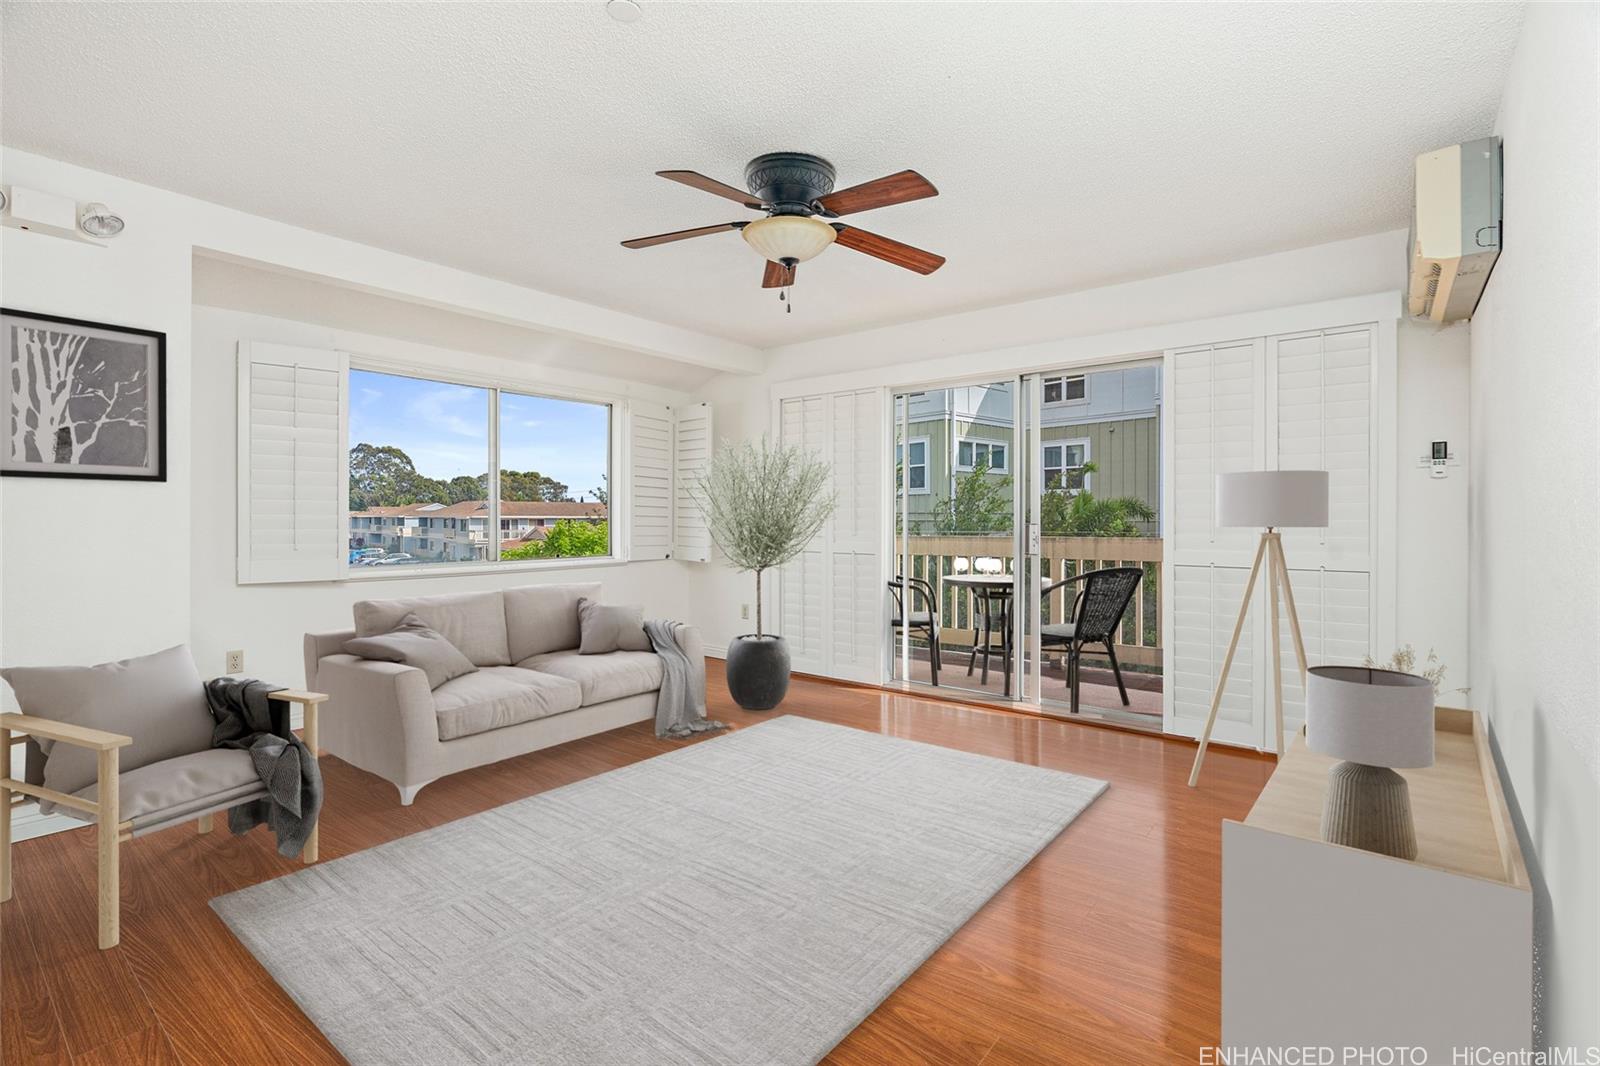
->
(695, 438, 835, 710)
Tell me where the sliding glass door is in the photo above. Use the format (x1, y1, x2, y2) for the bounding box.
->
(1022, 363, 1165, 727)
(889, 362, 1164, 728)
(891, 380, 1024, 700)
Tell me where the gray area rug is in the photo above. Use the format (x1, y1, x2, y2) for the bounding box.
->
(212, 715, 1107, 1066)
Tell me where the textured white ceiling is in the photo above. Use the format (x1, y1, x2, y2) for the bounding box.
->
(2, 2, 1522, 348)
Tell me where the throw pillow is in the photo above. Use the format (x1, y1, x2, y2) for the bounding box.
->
(577, 598, 652, 655)
(1, 644, 214, 796)
(343, 613, 478, 690)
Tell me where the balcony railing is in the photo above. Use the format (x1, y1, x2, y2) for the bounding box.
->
(895, 534, 1162, 668)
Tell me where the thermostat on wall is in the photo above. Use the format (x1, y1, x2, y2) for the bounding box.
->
(1418, 441, 1457, 478)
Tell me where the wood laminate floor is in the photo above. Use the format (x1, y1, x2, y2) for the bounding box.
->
(1, 661, 1272, 1066)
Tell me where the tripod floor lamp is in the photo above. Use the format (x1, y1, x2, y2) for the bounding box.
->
(1188, 470, 1330, 787)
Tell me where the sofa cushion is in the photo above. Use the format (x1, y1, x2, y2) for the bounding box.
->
(343, 613, 478, 690)
(1, 645, 214, 796)
(503, 582, 602, 662)
(516, 650, 663, 706)
(432, 666, 582, 741)
(65, 748, 264, 829)
(577, 598, 652, 654)
(353, 590, 510, 667)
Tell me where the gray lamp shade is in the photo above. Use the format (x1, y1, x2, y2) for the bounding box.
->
(1215, 470, 1329, 528)
(1305, 666, 1435, 769)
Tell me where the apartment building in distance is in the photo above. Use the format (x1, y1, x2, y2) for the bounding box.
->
(349, 500, 606, 562)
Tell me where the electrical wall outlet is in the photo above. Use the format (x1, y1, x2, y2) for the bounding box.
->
(741, 604, 750, 620)
(226, 649, 245, 674)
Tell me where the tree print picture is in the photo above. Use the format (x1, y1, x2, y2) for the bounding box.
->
(2, 309, 165, 481)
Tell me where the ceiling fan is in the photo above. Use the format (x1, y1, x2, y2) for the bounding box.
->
(621, 152, 945, 312)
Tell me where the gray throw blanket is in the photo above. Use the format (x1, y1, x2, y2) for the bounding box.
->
(646, 619, 727, 739)
(204, 677, 323, 858)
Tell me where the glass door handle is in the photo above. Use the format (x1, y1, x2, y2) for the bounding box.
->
(1027, 523, 1041, 554)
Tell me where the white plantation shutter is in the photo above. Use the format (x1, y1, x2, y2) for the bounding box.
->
(779, 545, 826, 670)
(778, 395, 830, 673)
(673, 402, 712, 563)
(1172, 341, 1261, 558)
(827, 390, 882, 682)
(1166, 326, 1378, 751)
(1267, 327, 1376, 739)
(628, 402, 674, 561)
(1272, 328, 1373, 569)
(237, 342, 348, 584)
(1273, 568, 1372, 738)
(776, 389, 883, 682)
(1169, 564, 1259, 745)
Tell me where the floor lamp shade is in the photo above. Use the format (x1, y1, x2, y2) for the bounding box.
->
(1215, 470, 1329, 528)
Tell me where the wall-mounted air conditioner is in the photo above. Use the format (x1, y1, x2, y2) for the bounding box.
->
(1407, 137, 1502, 323)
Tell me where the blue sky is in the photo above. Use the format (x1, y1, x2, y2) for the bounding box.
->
(350, 369, 610, 500)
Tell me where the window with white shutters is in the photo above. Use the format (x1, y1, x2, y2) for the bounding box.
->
(237, 342, 348, 584)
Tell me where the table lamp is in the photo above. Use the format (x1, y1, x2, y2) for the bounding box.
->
(1305, 665, 1435, 860)
(1188, 470, 1329, 786)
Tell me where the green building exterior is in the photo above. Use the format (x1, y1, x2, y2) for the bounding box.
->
(898, 366, 1161, 535)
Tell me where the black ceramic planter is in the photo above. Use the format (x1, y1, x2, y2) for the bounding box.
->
(724, 635, 791, 710)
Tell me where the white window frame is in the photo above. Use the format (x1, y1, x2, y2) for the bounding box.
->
(955, 438, 1010, 473)
(1043, 373, 1089, 406)
(343, 359, 622, 581)
(898, 435, 932, 495)
(1042, 437, 1091, 491)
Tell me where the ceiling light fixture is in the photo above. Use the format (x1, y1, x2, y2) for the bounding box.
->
(79, 202, 125, 238)
(606, 0, 641, 23)
(741, 215, 836, 265)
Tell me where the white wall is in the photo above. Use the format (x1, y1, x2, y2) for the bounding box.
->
(693, 233, 1473, 686)
(1395, 318, 1472, 687)
(190, 303, 695, 690)
(0, 164, 196, 673)
(0, 147, 742, 839)
(0, 145, 751, 688)
(1467, 3, 1599, 1050)
(763, 230, 1415, 383)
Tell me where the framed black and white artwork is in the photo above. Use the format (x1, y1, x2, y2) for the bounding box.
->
(1, 308, 166, 481)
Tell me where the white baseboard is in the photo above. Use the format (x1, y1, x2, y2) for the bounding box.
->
(11, 802, 84, 842)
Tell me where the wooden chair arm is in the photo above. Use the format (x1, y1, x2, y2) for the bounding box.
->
(267, 689, 328, 707)
(0, 712, 131, 751)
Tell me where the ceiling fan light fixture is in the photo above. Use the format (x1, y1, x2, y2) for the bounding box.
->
(741, 215, 836, 265)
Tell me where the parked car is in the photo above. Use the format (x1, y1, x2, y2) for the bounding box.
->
(350, 548, 386, 565)
(372, 554, 418, 566)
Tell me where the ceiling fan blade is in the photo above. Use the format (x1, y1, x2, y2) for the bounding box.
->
(620, 222, 744, 249)
(817, 170, 938, 216)
(762, 260, 796, 288)
(657, 170, 766, 209)
(833, 225, 946, 274)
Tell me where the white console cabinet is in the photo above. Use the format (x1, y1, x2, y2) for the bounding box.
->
(1222, 708, 1532, 1060)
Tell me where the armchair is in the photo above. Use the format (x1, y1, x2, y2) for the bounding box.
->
(1, 647, 326, 950)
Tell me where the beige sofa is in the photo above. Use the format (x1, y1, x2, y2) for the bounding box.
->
(304, 582, 702, 805)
